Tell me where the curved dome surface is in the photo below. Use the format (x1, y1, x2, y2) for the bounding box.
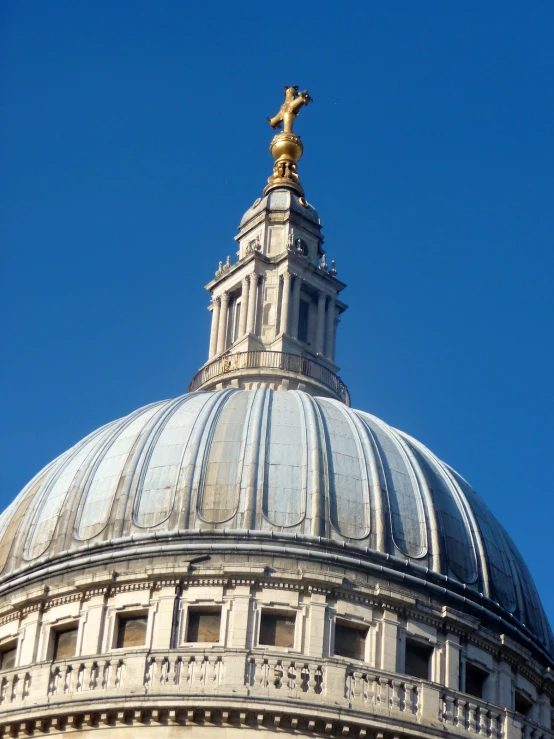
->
(1, 388, 552, 656)
(239, 188, 320, 227)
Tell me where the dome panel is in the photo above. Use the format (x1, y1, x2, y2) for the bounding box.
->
(406, 441, 478, 585)
(319, 400, 369, 540)
(360, 415, 427, 559)
(133, 394, 213, 528)
(448, 467, 518, 613)
(76, 404, 163, 539)
(198, 391, 250, 524)
(262, 391, 306, 528)
(24, 423, 115, 560)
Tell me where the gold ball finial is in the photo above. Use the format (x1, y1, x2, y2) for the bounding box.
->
(264, 86, 312, 197)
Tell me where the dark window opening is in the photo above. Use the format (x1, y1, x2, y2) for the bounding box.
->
(334, 621, 368, 661)
(259, 611, 295, 648)
(405, 640, 433, 680)
(298, 300, 310, 343)
(464, 662, 489, 699)
(514, 690, 534, 717)
(0, 646, 16, 671)
(186, 609, 221, 643)
(53, 627, 78, 661)
(233, 303, 241, 341)
(116, 615, 147, 649)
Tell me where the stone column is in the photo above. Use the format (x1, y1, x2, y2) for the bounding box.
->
(307, 592, 327, 658)
(238, 276, 249, 338)
(229, 584, 252, 650)
(444, 633, 461, 689)
(216, 292, 230, 354)
(315, 290, 326, 354)
(497, 659, 514, 708)
(380, 610, 399, 672)
(208, 297, 220, 359)
(290, 274, 301, 339)
(18, 606, 42, 666)
(246, 273, 258, 334)
(538, 694, 552, 729)
(332, 313, 339, 361)
(325, 295, 336, 359)
(280, 272, 292, 335)
(80, 592, 107, 656)
(151, 586, 177, 650)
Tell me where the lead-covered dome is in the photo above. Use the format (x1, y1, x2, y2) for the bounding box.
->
(1, 388, 552, 658)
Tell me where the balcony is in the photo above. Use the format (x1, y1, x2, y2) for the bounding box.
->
(0, 650, 551, 737)
(188, 350, 350, 404)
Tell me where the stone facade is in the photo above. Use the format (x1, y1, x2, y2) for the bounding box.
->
(0, 547, 552, 737)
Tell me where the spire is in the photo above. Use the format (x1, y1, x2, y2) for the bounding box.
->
(264, 86, 312, 197)
(188, 87, 349, 404)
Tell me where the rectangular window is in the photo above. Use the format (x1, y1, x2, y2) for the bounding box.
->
(186, 608, 221, 643)
(334, 620, 368, 661)
(514, 690, 534, 717)
(298, 300, 310, 343)
(53, 627, 78, 661)
(465, 662, 489, 699)
(405, 640, 433, 680)
(259, 611, 295, 648)
(116, 615, 147, 649)
(0, 646, 17, 671)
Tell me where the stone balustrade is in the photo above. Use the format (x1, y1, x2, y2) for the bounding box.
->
(188, 350, 350, 403)
(0, 648, 552, 739)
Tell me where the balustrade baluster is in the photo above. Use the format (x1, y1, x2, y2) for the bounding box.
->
(23, 672, 31, 700)
(173, 657, 182, 686)
(253, 658, 265, 689)
(401, 682, 416, 714)
(366, 675, 376, 705)
(10, 675, 18, 703)
(479, 708, 490, 737)
(112, 659, 124, 689)
(272, 660, 283, 690)
(489, 712, 500, 739)
(206, 658, 218, 688)
(457, 699, 467, 729)
(468, 702, 478, 732)
(444, 694, 456, 724)
(64, 666, 72, 694)
(295, 663, 304, 692)
(76, 663, 85, 692)
(391, 679, 402, 711)
(352, 671, 363, 702)
(307, 663, 318, 694)
(378, 676, 390, 708)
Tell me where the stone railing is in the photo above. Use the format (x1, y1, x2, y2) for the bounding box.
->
(0, 650, 553, 739)
(248, 655, 324, 695)
(440, 688, 553, 739)
(188, 350, 350, 404)
(346, 668, 420, 716)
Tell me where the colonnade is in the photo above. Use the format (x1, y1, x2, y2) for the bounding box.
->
(209, 273, 263, 359)
(280, 272, 337, 361)
(208, 270, 338, 362)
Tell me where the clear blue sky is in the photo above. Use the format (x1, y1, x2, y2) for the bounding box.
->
(2, 2, 553, 623)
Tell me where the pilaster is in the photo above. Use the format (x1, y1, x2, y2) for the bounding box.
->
(379, 609, 399, 673)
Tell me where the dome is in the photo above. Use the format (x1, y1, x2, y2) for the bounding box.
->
(1, 388, 551, 660)
(239, 188, 320, 228)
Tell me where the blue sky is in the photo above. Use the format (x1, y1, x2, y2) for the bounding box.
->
(1, 2, 553, 623)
